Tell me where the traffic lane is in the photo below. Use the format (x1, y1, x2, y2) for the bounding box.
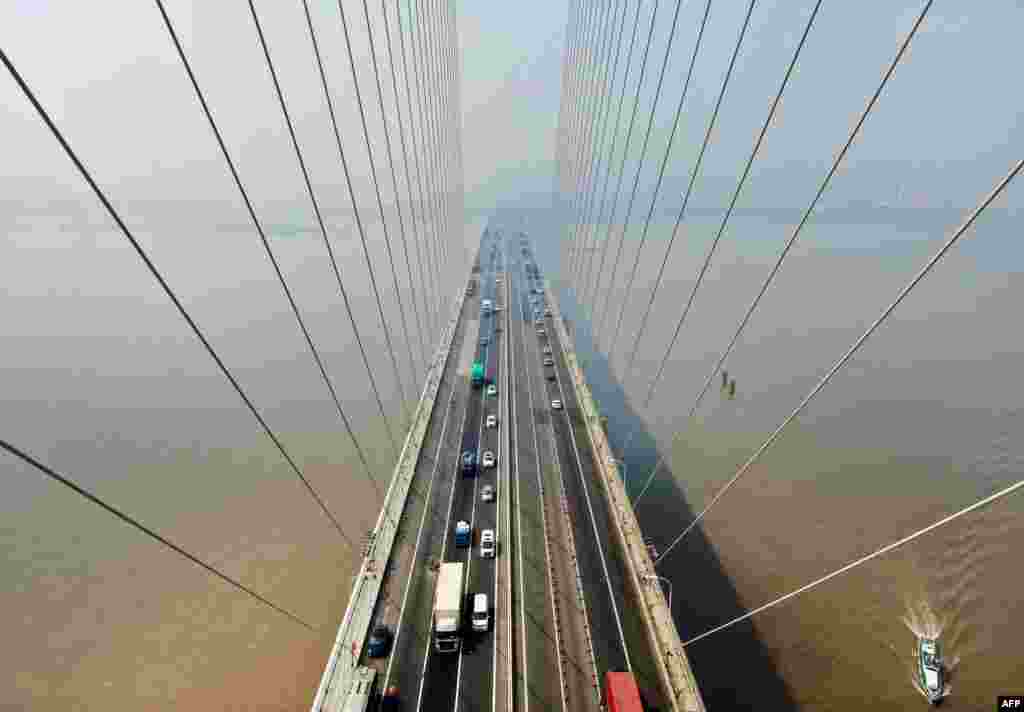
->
(545, 318, 661, 693)
(368, 351, 459, 676)
(534, 309, 629, 681)
(521, 317, 601, 712)
(391, 298, 477, 706)
(459, 328, 501, 711)
(508, 272, 564, 712)
(544, 313, 633, 680)
(418, 383, 483, 710)
(383, 383, 460, 690)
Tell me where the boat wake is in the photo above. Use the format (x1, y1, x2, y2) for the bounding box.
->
(901, 598, 956, 703)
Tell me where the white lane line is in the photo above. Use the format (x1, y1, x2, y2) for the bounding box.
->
(454, 268, 494, 712)
(492, 270, 510, 712)
(547, 274, 633, 675)
(384, 384, 457, 691)
(510, 263, 531, 712)
(415, 298, 480, 712)
(517, 261, 569, 712)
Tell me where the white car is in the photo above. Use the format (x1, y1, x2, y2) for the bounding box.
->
(481, 484, 495, 502)
(480, 529, 496, 558)
(472, 593, 489, 631)
(537, 328, 546, 335)
(486, 414, 498, 428)
(482, 450, 496, 468)
(551, 399, 563, 410)
(487, 384, 497, 397)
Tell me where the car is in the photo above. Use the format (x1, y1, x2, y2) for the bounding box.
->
(481, 484, 495, 502)
(543, 357, 554, 366)
(537, 328, 546, 335)
(535, 319, 543, 326)
(545, 308, 552, 316)
(472, 593, 490, 631)
(487, 384, 497, 397)
(543, 346, 552, 354)
(482, 450, 496, 468)
(546, 371, 556, 381)
(461, 451, 476, 472)
(551, 399, 563, 410)
(381, 686, 400, 712)
(486, 414, 498, 428)
(480, 336, 489, 345)
(480, 529, 496, 558)
(366, 624, 392, 658)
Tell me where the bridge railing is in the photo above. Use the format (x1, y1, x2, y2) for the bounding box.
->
(310, 280, 470, 711)
(547, 285, 706, 712)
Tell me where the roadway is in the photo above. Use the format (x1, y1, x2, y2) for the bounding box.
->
(353, 227, 654, 712)
(506, 237, 602, 712)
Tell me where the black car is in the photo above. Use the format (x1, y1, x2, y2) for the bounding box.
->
(367, 625, 392, 658)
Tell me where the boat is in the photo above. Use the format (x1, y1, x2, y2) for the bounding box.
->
(917, 637, 945, 705)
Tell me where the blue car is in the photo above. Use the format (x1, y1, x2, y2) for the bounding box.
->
(366, 625, 392, 658)
(461, 450, 476, 474)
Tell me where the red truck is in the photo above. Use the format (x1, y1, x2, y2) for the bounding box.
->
(605, 671, 643, 712)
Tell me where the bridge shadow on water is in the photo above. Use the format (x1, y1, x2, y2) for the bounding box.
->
(559, 293, 797, 712)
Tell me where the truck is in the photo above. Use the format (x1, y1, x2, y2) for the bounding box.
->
(604, 671, 643, 712)
(471, 361, 484, 387)
(434, 562, 465, 653)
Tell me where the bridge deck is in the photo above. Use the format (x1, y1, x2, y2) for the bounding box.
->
(316, 229, 704, 712)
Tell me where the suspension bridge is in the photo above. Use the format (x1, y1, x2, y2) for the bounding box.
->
(2, 0, 1021, 711)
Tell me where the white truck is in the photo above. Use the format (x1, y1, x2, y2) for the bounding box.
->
(434, 562, 465, 653)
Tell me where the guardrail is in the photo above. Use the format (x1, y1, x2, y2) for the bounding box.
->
(311, 279, 471, 712)
(546, 286, 706, 712)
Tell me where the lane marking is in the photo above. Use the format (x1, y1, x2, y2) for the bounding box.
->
(415, 291, 481, 712)
(383, 384, 458, 691)
(546, 269, 633, 676)
(516, 258, 569, 712)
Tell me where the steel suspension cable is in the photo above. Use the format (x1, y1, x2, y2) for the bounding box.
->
(253, 1, 404, 460)
(407, 0, 446, 334)
(555, 0, 583, 270)
(619, 0, 753, 384)
(573, 0, 632, 302)
(593, 0, 686, 351)
(653, 155, 1023, 565)
(550, 0, 577, 228)
(426, 0, 453, 288)
(381, 0, 436, 362)
(359, 0, 429, 374)
(634, 0, 936, 507)
(590, 0, 662, 352)
(1, 439, 317, 631)
(450, 0, 467, 284)
(395, 0, 442, 337)
(0, 44, 354, 548)
(327, 0, 417, 416)
(417, 0, 445, 289)
(566, 0, 621, 286)
(684, 472, 1024, 647)
(568, 0, 612, 283)
(579, 0, 645, 312)
(615, 0, 824, 470)
(604, 0, 711, 370)
(564, 0, 599, 280)
(154, 0, 388, 503)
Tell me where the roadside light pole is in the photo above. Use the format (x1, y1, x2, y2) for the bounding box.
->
(642, 574, 673, 612)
